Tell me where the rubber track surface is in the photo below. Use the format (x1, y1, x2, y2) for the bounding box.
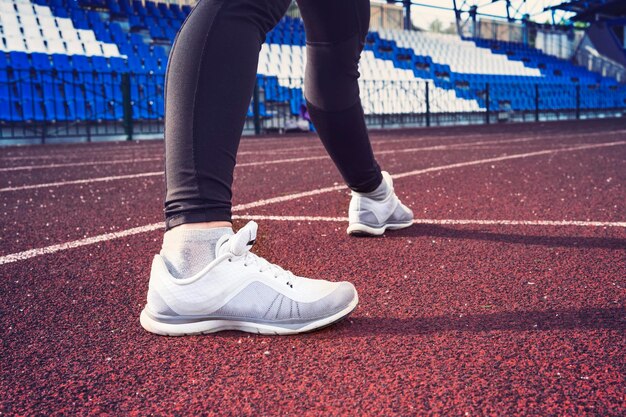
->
(1, 119, 625, 416)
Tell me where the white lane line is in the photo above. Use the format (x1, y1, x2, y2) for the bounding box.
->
(0, 158, 162, 172)
(1, 140, 625, 266)
(0, 171, 164, 192)
(0, 136, 564, 192)
(393, 141, 626, 180)
(234, 214, 626, 228)
(0, 145, 165, 160)
(0, 223, 164, 265)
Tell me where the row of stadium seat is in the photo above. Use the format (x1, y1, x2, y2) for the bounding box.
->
(0, 97, 162, 120)
(0, 51, 166, 73)
(0, 0, 123, 56)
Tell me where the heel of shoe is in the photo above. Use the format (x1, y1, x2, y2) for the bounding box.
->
(347, 223, 386, 236)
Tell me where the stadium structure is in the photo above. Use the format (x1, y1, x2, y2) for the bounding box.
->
(0, 0, 625, 143)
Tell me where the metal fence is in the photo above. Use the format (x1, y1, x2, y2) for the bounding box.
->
(1, 69, 625, 144)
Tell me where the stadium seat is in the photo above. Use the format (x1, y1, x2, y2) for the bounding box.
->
(0, 1, 623, 124)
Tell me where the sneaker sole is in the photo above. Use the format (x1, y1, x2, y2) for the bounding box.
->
(347, 220, 413, 237)
(139, 293, 359, 336)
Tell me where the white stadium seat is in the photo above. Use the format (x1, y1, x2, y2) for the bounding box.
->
(15, 3, 34, 15)
(0, 0, 123, 58)
(77, 29, 96, 42)
(22, 25, 41, 39)
(1, 25, 22, 38)
(60, 28, 79, 41)
(257, 44, 482, 113)
(101, 42, 120, 57)
(0, 2, 15, 13)
(41, 26, 61, 39)
(0, 13, 21, 27)
(379, 29, 541, 77)
(5, 36, 27, 52)
(25, 37, 46, 53)
(33, 4, 52, 16)
(65, 39, 85, 55)
(38, 16, 57, 28)
(20, 15, 39, 28)
(56, 18, 74, 31)
(46, 38, 66, 54)
(83, 41, 103, 56)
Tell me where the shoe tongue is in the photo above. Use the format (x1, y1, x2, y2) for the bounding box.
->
(216, 221, 258, 257)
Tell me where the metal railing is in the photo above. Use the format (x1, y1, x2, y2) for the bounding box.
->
(1, 69, 625, 144)
(253, 77, 626, 133)
(0, 68, 163, 143)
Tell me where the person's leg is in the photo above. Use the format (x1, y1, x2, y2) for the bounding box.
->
(163, 0, 290, 230)
(297, 0, 413, 236)
(159, 0, 291, 278)
(141, 0, 359, 336)
(297, 0, 382, 193)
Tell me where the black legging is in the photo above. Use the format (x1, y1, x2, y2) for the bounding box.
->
(164, 0, 382, 229)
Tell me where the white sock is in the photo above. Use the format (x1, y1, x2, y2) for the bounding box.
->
(357, 176, 389, 201)
(160, 227, 233, 279)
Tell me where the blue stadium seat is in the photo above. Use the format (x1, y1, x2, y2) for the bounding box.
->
(31, 53, 52, 70)
(92, 56, 110, 72)
(0, 98, 12, 121)
(110, 57, 127, 72)
(129, 14, 147, 31)
(8, 52, 30, 70)
(158, 3, 174, 19)
(20, 99, 46, 121)
(106, 0, 122, 16)
(71, 9, 90, 30)
(72, 99, 86, 120)
(170, 4, 184, 19)
(72, 56, 92, 72)
(52, 54, 73, 71)
(127, 55, 144, 72)
(133, 0, 147, 17)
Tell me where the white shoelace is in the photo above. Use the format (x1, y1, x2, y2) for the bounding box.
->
(226, 244, 299, 289)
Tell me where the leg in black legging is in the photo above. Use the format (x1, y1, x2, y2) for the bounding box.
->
(164, 0, 381, 230)
(298, 0, 382, 193)
(163, 0, 291, 230)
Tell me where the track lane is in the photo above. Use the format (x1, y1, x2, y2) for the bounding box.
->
(1, 220, 623, 415)
(256, 142, 626, 224)
(2, 127, 624, 190)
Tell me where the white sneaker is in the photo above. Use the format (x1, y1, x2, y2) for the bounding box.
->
(347, 171, 414, 236)
(140, 221, 358, 336)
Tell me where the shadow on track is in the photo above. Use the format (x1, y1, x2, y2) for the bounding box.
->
(324, 307, 626, 338)
(388, 224, 626, 250)
(203, 308, 625, 339)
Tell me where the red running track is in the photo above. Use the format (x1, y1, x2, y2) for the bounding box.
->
(1, 119, 625, 415)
